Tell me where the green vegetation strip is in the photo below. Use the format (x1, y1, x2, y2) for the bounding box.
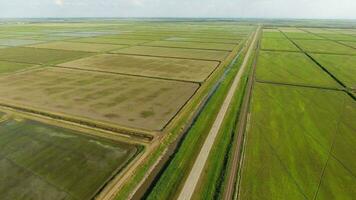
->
(145, 44, 247, 200)
(192, 52, 252, 200)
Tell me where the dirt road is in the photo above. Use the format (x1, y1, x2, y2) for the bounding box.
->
(223, 28, 260, 200)
(177, 26, 261, 200)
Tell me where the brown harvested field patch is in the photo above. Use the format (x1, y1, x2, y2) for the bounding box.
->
(112, 46, 230, 61)
(0, 67, 199, 131)
(58, 54, 219, 82)
(27, 41, 127, 52)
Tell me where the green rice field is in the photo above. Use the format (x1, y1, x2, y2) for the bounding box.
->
(256, 51, 339, 88)
(311, 54, 356, 90)
(239, 83, 355, 199)
(0, 61, 37, 75)
(238, 26, 356, 200)
(261, 38, 300, 51)
(0, 116, 138, 200)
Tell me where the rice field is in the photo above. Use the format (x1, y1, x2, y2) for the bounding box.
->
(0, 67, 199, 131)
(238, 26, 356, 200)
(58, 54, 219, 82)
(28, 41, 127, 52)
(311, 53, 356, 90)
(0, 47, 92, 65)
(261, 38, 300, 51)
(0, 61, 37, 75)
(141, 40, 236, 51)
(112, 46, 230, 61)
(256, 51, 339, 88)
(293, 39, 356, 55)
(0, 116, 138, 200)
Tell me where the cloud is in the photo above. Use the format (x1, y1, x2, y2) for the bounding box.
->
(55, 0, 64, 6)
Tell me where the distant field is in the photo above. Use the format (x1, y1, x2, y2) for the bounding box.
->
(262, 29, 286, 38)
(339, 40, 356, 48)
(141, 40, 235, 51)
(293, 39, 356, 55)
(0, 67, 199, 131)
(283, 31, 322, 40)
(0, 47, 92, 64)
(164, 37, 239, 44)
(311, 53, 356, 90)
(0, 117, 138, 200)
(0, 61, 37, 75)
(261, 38, 300, 51)
(0, 39, 44, 46)
(72, 37, 150, 45)
(112, 46, 230, 61)
(58, 54, 219, 82)
(315, 33, 356, 41)
(239, 83, 355, 200)
(256, 51, 339, 88)
(28, 41, 127, 52)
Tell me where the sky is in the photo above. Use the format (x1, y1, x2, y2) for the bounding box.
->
(1, 0, 356, 19)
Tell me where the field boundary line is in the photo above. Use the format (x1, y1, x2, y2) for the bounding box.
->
(163, 39, 239, 45)
(0, 56, 212, 84)
(260, 48, 301, 53)
(176, 26, 260, 200)
(53, 65, 203, 85)
(113, 32, 247, 41)
(313, 97, 346, 200)
(0, 101, 155, 142)
(263, 135, 309, 199)
(137, 44, 233, 52)
(0, 107, 149, 145)
(108, 52, 224, 62)
(299, 28, 356, 51)
(256, 80, 344, 91)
